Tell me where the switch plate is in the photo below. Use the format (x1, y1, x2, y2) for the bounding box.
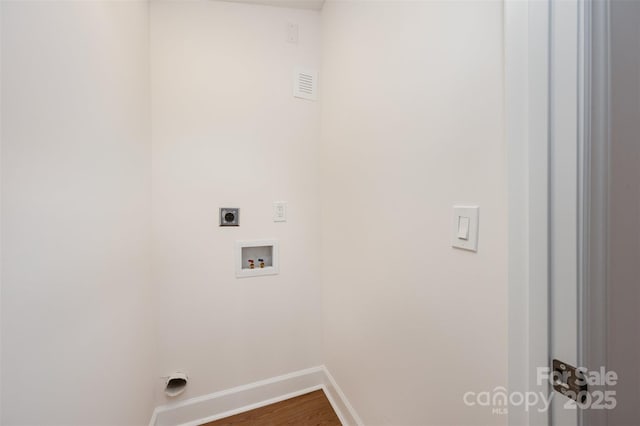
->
(452, 206, 479, 251)
(273, 202, 287, 222)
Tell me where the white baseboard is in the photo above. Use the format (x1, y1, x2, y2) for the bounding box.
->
(321, 367, 364, 426)
(150, 365, 362, 426)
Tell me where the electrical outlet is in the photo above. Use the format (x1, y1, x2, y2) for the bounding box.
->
(220, 208, 239, 226)
(273, 202, 287, 222)
(286, 22, 298, 44)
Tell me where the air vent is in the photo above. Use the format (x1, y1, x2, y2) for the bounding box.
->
(293, 68, 318, 101)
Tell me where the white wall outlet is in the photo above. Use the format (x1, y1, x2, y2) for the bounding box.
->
(273, 202, 287, 222)
(452, 205, 479, 252)
(286, 22, 298, 44)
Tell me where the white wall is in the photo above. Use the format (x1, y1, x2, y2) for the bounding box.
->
(1, 2, 156, 424)
(1, 1, 510, 423)
(319, 1, 507, 425)
(150, 0, 323, 403)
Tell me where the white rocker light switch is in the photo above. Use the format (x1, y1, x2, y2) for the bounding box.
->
(452, 206, 479, 252)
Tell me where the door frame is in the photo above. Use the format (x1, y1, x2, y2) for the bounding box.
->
(505, 0, 610, 425)
(505, 0, 551, 424)
(582, 0, 610, 424)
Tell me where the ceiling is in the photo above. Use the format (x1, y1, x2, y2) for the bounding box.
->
(219, 0, 326, 11)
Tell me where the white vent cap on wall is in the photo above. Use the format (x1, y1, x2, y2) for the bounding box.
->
(293, 67, 318, 101)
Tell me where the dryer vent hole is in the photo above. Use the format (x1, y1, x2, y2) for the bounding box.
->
(164, 374, 188, 397)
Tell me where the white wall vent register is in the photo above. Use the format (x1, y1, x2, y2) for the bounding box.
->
(293, 68, 318, 101)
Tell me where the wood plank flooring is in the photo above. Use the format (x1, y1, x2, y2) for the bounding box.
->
(201, 390, 342, 426)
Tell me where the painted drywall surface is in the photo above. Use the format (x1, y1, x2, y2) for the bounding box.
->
(150, 1, 322, 403)
(609, 1, 640, 423)
(319, 1, 508, 425)
(0, 1, 155, 425)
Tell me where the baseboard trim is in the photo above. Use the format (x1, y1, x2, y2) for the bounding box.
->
(321, 366, 364, 426)
(150, 365, 362, 426)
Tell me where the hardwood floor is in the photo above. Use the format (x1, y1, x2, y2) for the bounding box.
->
(201, 390, 342, 426)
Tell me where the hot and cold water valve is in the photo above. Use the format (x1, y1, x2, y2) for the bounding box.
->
(236, 240, 279, 278)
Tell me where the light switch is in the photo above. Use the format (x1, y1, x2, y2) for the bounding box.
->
(457, 216, 470, 240)
(452, 206, 479, 252)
